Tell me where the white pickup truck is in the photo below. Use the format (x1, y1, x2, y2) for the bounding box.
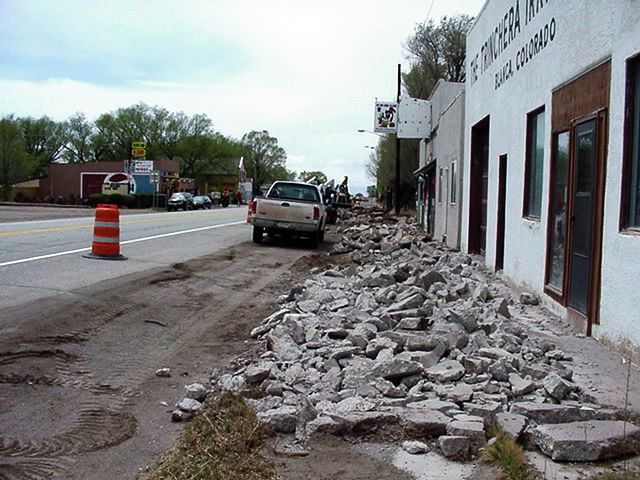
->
(247, 181, 327, 248)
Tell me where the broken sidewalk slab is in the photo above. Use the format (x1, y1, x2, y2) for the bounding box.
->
(495, 412, 528, 441)
(533, 420, 640, 461)
(510, 402, 617, 424)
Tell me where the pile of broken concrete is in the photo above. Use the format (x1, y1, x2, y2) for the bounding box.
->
(177, 210, 640, 463)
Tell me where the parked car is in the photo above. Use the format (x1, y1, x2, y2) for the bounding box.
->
(193, 195, 213, 209)
(167, 192, 194, 211)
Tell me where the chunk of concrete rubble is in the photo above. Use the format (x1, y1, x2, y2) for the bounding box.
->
(519, 292, 539, 305)
(257, 406, 299, 433)
(495, 412, 528, 441)
(365, 337, 398, 358)
(391, 408, 451, 437)
(543, 372, 576, 400)
(446, 384, 474, 403)
(407, 399, 459, 413)
(425, 360, 466, 382)
(403, 440, 430, 454)
(155, 367, 171, 377)
(510, 402, 617, 424)
(473, 284, 490, 302)
(372, 358, 424, 380)
(387, 293, 425, 312)
(325, 411, 398, 434)
(185, 383, 208, 402)
(446, 420, 486, 449)
(217, 373, 246, 392)
(397, 317, 429, 330)
(447, 309, 479, 333)
(245, 364, 272, 384)
(439, 435, 471, 460)
(266, 331, 302, 361)
(496, 298, 511, 318)
(171, 409, 193, 422)
(508, 373, 536, 396)
(462, 402, 504, 422)
(175, 397, 203, 413)
(533, 420, 640, 461)
(416, 270, 446, 291)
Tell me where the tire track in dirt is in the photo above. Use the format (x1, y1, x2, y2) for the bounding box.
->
(1, 241, 323, 480)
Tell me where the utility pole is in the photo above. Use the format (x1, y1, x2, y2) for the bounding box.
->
(394, 63, 401, 215)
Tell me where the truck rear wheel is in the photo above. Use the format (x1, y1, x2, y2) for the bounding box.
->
(310, 229, 321, 249)
(252, 226, 263, 244)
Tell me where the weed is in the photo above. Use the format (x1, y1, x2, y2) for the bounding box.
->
(481, 425, 536, 480)
(143, 392, 277, 480)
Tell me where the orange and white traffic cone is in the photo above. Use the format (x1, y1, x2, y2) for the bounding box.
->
(83, 204, 127, 260)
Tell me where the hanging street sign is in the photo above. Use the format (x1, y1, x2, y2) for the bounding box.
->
(374, 101, 398, 133)
(397, 96, 431, 139)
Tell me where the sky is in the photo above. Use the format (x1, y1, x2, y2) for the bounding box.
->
(0, 0, 485, 194)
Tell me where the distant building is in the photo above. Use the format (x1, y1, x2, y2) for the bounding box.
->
(415, 80, 465, 248)
(462, 0, 640, 345)
(39, 159, 180, 201)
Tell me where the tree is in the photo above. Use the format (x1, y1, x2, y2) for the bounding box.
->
(403, 14, 473, 98)
(298, 170, 327, 184)
(62, 113, 99, 163)
(365, 134, 419, 209)
(93, 103, 151, 161)
(240, 130, 288, 195)
(18, 116, 65, 176)
(0, 116, 34, 200)
(177, 133, 243, 178)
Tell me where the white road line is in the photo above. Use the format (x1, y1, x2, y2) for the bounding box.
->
(0, 220, 246, 268)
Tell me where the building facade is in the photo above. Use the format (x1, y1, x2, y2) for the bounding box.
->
(417, 80, 465, 248)
(462, 0, 640, 345)
(40, 159, 180, 201)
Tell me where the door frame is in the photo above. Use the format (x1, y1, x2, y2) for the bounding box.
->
(546, 110, 607, 334)
(545, 60, 610, 336)
(468, 116, 490, 255)
(495, 154, 507, 271)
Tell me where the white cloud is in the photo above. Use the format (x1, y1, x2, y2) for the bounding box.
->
(0, 0, 485, 190)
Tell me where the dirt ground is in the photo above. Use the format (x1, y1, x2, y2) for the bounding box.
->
(0, 227, 420, 480)
(3, 209, 639, 480)
(0, 231, 349, 480)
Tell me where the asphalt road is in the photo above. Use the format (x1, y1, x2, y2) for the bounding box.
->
(0, 206, 249, 320)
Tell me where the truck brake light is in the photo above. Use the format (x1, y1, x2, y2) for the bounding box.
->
(247, 200, 257, 223)
(313, 206, 320, 220)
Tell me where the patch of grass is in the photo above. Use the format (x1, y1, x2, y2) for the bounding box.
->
(144, 392, 277, 480)
(481, 425, 536, 480)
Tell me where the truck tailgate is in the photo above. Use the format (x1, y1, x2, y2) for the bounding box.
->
(256, 198, 315, 223)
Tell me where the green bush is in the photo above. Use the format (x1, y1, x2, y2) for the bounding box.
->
(88, 194, 107, 207)
(88, 193, 135, 208)
(133, 193, 154, 208)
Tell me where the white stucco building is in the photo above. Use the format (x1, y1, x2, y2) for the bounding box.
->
(416, 80, 465, 248)
(462, 0, 640, 346)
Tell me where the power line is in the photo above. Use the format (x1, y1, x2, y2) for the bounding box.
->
(426, 0, 436, 23)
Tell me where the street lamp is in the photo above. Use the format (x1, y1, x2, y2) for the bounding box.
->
(357, 129, 385, 137)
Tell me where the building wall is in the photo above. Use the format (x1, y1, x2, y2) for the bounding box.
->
(598, 20, 640, 344)
(40, 160, 179, 200)
(462, 0, 640, 344)
(428, 81, 465, 248)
